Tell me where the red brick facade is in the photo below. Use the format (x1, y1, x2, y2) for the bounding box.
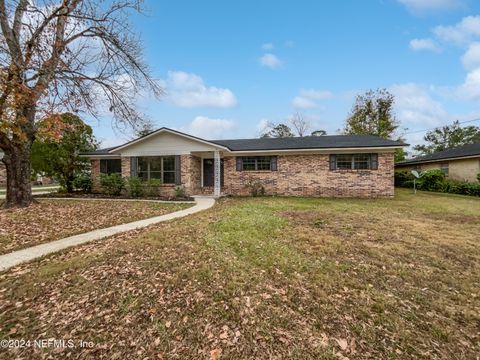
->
(90, 152, 395, 198)
(223, 153, 395, 198)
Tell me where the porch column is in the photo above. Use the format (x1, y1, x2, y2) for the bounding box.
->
(214, 150, 221, 198)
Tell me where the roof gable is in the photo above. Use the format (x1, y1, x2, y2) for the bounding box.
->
(112, 128, 229, 154)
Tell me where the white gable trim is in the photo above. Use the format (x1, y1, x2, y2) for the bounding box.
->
(110, 127, 230, 153)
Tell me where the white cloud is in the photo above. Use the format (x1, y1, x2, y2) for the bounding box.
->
(256, 118, 270, 132)
(259, 53, 282, 69)
(398, 0, 464, 13)
(433, 16, 480, 45)
(390, 83, 449, 127)
(292, 96, 317, 109)
(255, 118, 271, 136)
(457, 68, 480, 100)
(160, 71, 237, 108)
(261, 43, 274, 50)
(461, 42, 480, 69)
(292, 88, 332, 109)
(183, 116, 236, 139)
(409, 38, 441, 52)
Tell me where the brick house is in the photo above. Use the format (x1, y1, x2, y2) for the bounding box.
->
(82, 127, 406, 198)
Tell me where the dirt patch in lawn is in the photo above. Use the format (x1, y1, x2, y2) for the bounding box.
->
(0, 199, 191, 255)
(0, 190, 479, 359)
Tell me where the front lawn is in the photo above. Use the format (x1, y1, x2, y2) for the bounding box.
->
(0, 189, 478, 359)
(0, 199, 191, 254)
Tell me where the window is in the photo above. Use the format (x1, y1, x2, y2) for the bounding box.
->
(329, 154, 378, 171)
(100, 159, 121, 175)
(136, 156, 178, 184)
(236, 156, 277, 171)
(440, 163, 449, 176)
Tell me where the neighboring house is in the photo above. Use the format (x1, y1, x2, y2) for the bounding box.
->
(82, 127, 406, 198)
(396, 143, 480, 183)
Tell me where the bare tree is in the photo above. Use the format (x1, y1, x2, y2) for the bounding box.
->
(0, 0, 162, 207)
(289, 111, 310, 137)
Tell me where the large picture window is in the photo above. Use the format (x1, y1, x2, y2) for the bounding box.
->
(329, 154, 378, 170)
(236, 156, 277, 171)
(136, 156, 177, 184)
(100, 159, 121, 175)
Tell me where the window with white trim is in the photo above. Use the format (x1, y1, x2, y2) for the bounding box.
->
(236, 156, 278, 171)
(329, 154, 378, 170)
(136, 156, 176, 183)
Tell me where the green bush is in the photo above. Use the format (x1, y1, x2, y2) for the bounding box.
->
(175, 186, 185, 198)
(144, 178, 162, 197)
(127, 176, 144, 197)
(446, 181, 480, 197)
(73, 173, 92, 193)
(394, 170, 414, 188)
(395, 169, 480, 197)
(99, 173, 125, 196)
(417, 169, 446, 192)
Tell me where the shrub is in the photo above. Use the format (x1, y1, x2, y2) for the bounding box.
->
(144, 178, 162, 197)
(175, 186, 185, 198)
(73, 173, 92, 193)
(394, 170, 414, 188)
(99, 173, 125, 196)
(127, 176, 144, 197)
(447, 181, 480, 197)
(395, 169, 480, 197)
(417, 169, 445, 192)
(245, 179, 265, 197)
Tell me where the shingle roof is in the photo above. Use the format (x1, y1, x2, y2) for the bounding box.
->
(81, 128, 407, 156)
(80, 147, 118, 156)
(396, 143, 480, 165)
(211, 135, 406, 151)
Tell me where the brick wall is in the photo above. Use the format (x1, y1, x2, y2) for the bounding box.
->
(223, 153, 395, 198)
(91, 159, 101, 192)
(121, 157, 131, 178)
(180, 155, 201, 195)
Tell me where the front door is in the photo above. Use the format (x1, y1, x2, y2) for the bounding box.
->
(203, 159, 224, 187)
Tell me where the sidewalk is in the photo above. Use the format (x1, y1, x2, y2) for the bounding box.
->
(0, 197, 215, 272)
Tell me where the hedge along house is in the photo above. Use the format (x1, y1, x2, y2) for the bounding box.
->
(395, 143, 480, 183)
(82, 127, 407, 198)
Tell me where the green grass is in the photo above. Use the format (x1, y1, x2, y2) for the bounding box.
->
(0, 188, 478, 359)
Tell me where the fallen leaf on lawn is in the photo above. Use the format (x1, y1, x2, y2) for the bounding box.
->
(210, 348, 221, 360)
(335, 338, 348, 351)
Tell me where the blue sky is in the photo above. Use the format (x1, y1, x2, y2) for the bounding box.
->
(90, 0, 480, 154)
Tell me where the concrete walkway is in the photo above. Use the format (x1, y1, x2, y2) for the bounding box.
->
(0, 196, 215, 272)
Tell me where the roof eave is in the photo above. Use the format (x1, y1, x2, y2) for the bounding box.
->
(396, 153, 480, 166)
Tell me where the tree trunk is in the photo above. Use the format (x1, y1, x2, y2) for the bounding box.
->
(2, 144, 34, 208)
